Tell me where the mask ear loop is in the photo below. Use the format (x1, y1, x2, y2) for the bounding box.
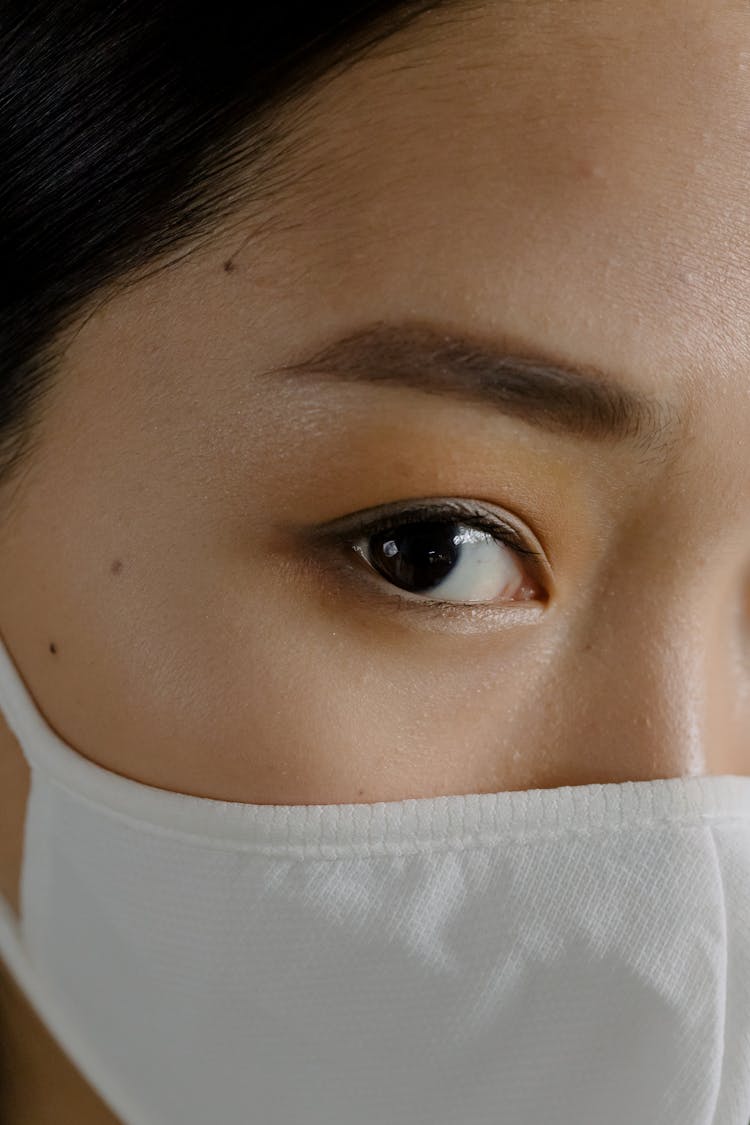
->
(0, 894, 157, 1125)
(0, 630, 56, 776)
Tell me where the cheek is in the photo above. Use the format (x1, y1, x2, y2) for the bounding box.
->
(180, 595, 556, 807)
(0, 492, 552, 806)
(0, 448, 562, 807)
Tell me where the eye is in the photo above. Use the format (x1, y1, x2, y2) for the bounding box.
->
(322, 499, 547, 610)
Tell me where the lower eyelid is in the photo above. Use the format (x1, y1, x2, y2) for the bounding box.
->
(305, 542, 548, 636)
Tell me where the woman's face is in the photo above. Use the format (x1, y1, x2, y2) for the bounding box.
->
(0, 0, 749, 814)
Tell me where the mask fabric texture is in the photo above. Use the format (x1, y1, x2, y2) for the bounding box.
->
(0, 633, 748, 1125)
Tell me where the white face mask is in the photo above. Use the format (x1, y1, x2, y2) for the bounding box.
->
(0, 631, 749, 1125)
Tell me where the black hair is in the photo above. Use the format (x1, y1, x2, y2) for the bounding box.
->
(0, 0, 449, 510)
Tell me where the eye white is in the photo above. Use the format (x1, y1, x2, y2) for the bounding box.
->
(419, 526, 523, 603)
(360, 525, 525, 604)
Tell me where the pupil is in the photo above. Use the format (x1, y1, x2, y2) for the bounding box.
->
(368, 520, 462, 593)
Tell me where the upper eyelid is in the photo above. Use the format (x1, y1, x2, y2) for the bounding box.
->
(317, 498, 547, 562)
(347, 508, 541, 561)
(312, 496, 529, 541)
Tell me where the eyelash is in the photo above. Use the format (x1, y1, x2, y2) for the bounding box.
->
(320, 498, 545, 616)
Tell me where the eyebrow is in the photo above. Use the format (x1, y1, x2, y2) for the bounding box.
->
(262, 320, 679, 458)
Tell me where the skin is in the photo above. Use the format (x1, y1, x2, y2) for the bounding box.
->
(2, 0, 750, 1119)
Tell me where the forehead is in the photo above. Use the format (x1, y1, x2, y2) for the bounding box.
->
(60, 0, 750, 543)
(260, 0, 750, 407)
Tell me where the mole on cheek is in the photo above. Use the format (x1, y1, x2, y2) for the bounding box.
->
(573, 157, 606, 181)
(110, 559, 123, 575)
(49, 643, 57, 654)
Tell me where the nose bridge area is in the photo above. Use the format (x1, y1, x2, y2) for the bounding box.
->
(548, 456, 746, 774)
(559, 391, 750, 778)
(559, 591, 705, 785)
(554, 497, 750, 783)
